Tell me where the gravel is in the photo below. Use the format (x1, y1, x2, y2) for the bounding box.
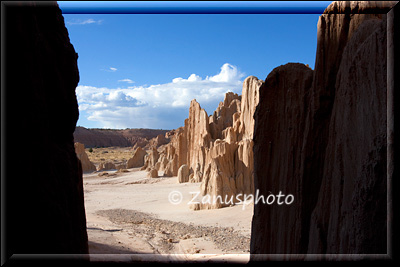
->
(96, 209, 250, 254)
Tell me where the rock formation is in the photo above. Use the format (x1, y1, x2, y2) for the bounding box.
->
(143, 76, 262, 209)
(307, 4, 390, 254)
(97, 161, 117, 171)
(147, 168, 159, 178)
(4, 1, 88, 257)
(250, 1, 396, 257)
(127, 147, 147, 168)
(132, 133, 170, 151)
(132, 137, 149, 149)
(74, 142, 96, 173)
(177, 164, 190, 183)
(144, 147, 160, 170)
(147, 134, 169, 149)
(115, 163, 127, 170)
(250, 63, 314, 255)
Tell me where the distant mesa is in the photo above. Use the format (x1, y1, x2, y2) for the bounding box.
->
(73, 126, 170, 148)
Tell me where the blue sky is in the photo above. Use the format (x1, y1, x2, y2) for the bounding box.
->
(59, 2, 332, 130)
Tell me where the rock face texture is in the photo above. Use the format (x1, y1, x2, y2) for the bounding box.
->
(127, 147, 147, 168)
(147, 168, 159, 178)
(75, 142, 96, 173)
(147, 134, 169, 149)
(177, 164, 190, 183)
(250, 1, 396, 257)
(251, 63, 314, 255)
(141, 147, 160, 172)
(4, 2, 88, 256)
(143, 76, 262, 209)
(97, 161, 117, 171)
(73, 126, 169, 148)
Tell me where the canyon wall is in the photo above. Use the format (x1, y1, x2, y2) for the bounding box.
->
(4, 1, 88, 257)
(73, 126, 170, 148)
(250, 1, 396, 257)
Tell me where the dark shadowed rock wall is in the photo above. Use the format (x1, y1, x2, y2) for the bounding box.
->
(251, 1, 397, 258)
(4, 1, 88, 258)
(251, 63, 314, 255)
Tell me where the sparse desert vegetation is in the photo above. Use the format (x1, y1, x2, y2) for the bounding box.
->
(85, 146, 134, 166)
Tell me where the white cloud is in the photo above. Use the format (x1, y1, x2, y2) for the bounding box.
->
(66, 19, 103, 25)
(206, 63, 243, 82)
(118, 79, 135, 84)
(109, 67, 117, 72)
(77, 63, 245, 129)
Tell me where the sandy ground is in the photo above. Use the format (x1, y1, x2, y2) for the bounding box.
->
(83, 168, 253, 263)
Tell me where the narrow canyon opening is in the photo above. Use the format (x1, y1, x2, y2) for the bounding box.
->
(3, 1, 397, 264)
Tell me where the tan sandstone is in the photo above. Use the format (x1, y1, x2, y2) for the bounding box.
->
(142, 76, 263, 210)
(127, 147, 147, 168)
(177, 164, 190, 183)
(74, 142, 96, 173)
(97, 161, 117, 172)
(147, 168, 159, 178)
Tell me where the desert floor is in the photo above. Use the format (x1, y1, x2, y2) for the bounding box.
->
(83, 167, 253, 263)
(85, 146, 133, 166)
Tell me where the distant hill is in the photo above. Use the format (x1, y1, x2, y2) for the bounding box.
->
(73, 126, 170, 148)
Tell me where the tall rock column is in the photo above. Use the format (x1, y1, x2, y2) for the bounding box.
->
(195, 76, 262, 209)
(185, 100, 212, 180)
(235, 76, 262, 196)
(250, 1, 396, 257)
(4, 2, 88, 257)
(251, 63, 314, 254)
(307, 10, 389, 254)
